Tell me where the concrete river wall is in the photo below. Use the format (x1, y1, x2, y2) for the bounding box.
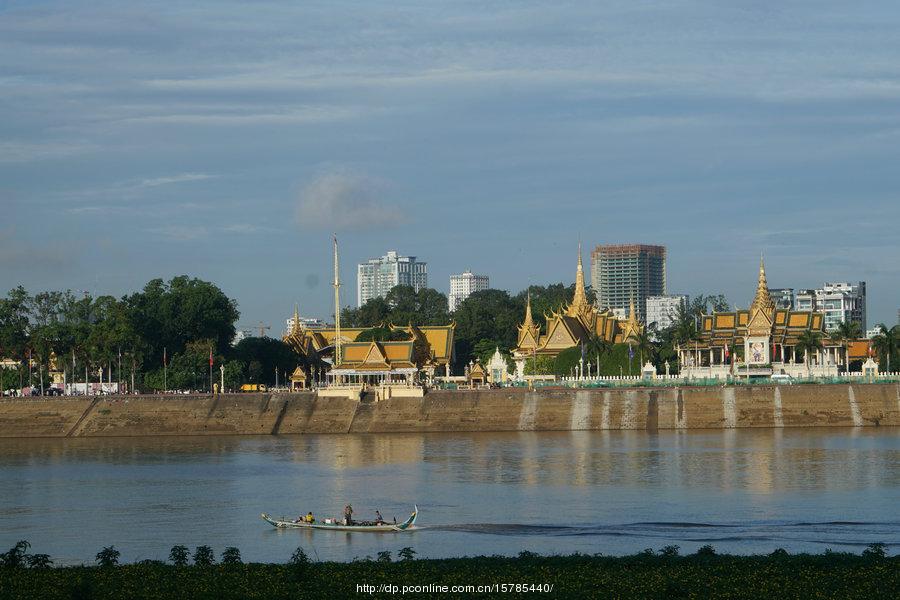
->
(1, 383, 898, 437)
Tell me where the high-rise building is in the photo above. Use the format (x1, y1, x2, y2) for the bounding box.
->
(591, 244, 666, 322)
(357, 251, 427, 307)
(795, 282, 866, 332)
(645, 294, 689, 332)
(449, 271, 489, 312)
(769, 288, 794, 310)
(285, 315, 326, 335)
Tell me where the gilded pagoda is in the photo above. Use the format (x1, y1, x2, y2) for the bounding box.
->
(283, 305, 455, 386)
(511, 244, 642, 378)
(678, 258, 844, 378)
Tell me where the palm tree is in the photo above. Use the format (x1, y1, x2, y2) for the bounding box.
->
(671, 303, 699, 346)
(627, 330, 656, 367)
(871, 324, 900, 373)
(830, 321, 861, 373)
(795, 329, 825, 376)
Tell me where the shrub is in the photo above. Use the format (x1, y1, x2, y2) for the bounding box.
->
(193, 546, 215, 566)
(290, 547, 311, 580)
(95, 546, 120, 567)
(659, 545, 680, 557)
(221, 547, 242, 565)
(26, 553, 53, 569)
(518, 550, 539, 560)
(290, 547, 310, 567)
(398, 547, 416, 561)
(169, 545, 190, 566)
(862, 543, 887, 559)
(695, 545, 717, 557)
(769, 548, 789, 558)
(376, 550, 392, 563)
(1, 540, 31, 568)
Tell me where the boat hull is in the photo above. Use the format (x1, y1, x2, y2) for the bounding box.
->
(261, 506, 418, 532)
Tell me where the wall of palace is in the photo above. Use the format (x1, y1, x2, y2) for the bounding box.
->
(0, 383, 898, 437)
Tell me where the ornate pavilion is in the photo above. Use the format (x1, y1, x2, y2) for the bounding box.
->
(511, 245, 643, 378)
(678, 259, 843, 379)
(282, 307, 455, 387)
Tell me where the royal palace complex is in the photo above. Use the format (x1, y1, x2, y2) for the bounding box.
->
(282, 241, 872, 387)
(678, 259, 870, 379)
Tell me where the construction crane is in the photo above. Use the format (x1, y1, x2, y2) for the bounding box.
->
(239, 322, 271, 337)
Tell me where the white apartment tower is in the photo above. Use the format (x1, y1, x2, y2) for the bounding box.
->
(795, 282, 866, 332)
(357, 251, 428, 307)
(645, 294, 689, 331)
(449, 271, 490, 311)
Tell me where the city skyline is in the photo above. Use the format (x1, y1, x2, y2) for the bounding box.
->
(2, 2, 899, 329)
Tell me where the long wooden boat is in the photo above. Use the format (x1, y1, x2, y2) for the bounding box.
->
(261, 506, 418, 532)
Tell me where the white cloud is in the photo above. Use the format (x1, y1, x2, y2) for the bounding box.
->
(0, 141, 96, 163)
(296, 170, 407, 231)
(138, 173, 215, 187)
(147, 224, 209, 241)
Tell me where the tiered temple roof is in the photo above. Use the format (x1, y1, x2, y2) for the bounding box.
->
(513, 245, 643, 358)
(282, 305, 455, 372)
(688, 259, 828, 350)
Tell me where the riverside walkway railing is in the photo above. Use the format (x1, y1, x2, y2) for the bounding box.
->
(495, 372, 900, 389)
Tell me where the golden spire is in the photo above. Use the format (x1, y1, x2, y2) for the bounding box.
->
(523, 290, 535, 329)
(750, 255, 774, 314)
(568, 242, 588, 314)
(292, 303, 301, 334)
(629, 294, 637, 321)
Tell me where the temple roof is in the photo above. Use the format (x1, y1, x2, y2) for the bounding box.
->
(513, 244, 643, 356)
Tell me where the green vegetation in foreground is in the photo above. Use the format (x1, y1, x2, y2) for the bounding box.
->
(1, 541, 897, 599)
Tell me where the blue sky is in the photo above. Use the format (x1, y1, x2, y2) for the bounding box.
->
(2, 1, 899, 331)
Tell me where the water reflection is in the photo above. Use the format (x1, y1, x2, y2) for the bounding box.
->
(0, 429, 897, 563)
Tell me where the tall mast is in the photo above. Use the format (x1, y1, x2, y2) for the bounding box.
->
(333, 234, 342, 366)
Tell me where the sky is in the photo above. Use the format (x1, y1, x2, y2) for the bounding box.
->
(2, 0, 899, 333)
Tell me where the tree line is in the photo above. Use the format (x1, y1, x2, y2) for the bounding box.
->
(0, 277, 296, 393)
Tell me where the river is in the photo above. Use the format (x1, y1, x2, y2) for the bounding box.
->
(0, 429, 897, 564)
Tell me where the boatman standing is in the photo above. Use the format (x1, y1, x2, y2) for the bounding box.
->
(344, 504, 353, 525)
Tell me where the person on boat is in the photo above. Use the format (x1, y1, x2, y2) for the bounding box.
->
(375, 510, 384, 524)
(343, 504, 353, 526)
(305, 512, 314, 523)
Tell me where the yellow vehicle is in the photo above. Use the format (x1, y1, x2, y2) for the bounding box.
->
(240, 384, 268, 392)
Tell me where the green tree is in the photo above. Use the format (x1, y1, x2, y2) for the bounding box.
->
(0, 287, 30, 361)
(341, 297, 391, 328)
(453, 289, 523, 372)
(355, 327, 410, 342)
(871, 324, 899, 373)
(232, 337, 297, 386)
(169, 545, 189, 567)
(221, 547, 242, 565)
(125, 276, 239, 369)
(95, 546, 120, 567)
(192, 546, 215, 566)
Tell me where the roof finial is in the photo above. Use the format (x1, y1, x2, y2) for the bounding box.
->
(569, 243, 588, 314)
(751, 254, 774, 314)
(523, 289, 534, 327)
